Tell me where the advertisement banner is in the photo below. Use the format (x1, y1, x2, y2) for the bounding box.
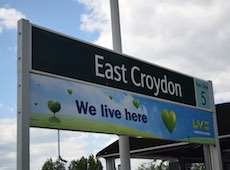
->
(30, 73, 215, 144)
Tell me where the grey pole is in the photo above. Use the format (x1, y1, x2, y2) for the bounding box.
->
(106, 158, 116, 170)
(110, 0, 131, 170)
(58, 129, 60, 157)
(118, 136, 131, 170)
(110, 0, 122, 52)
(208, 81, 223, 170)
(203, 145, 212, 170)
(17, 19, 31, 170)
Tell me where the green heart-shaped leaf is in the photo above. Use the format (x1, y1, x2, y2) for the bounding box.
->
(133, 99, 140, 109)
(109, 95, 113, 100)
(161, 109, 176, 133)
(67, 88, 73, 95)
(48, 100, 61, 113)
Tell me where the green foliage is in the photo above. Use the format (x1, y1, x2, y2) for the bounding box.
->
(54, 161, 65, 170)
(42, 158, 54, 170)
(137, 161, 205, 170)
(88, 155, 103, 170)
(41, 155, 103, 170)
(137, 160, 169, 170)
(68, 155, 103, 170)
(41, 158, 65, 170)
(68, 156, 88, 170)
(191, 163, 205, 170)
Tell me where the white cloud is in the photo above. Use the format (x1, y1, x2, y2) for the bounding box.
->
(0, 118, 16, 144)
(0, 118, 118, 170)
(77, 0, 112, 48)
(29, 128, 118, 169)
(0, 7, 26, 33)
(77, 0, 110, 33)
(0, 118, 16, 170)
(79, 0, 230, 104)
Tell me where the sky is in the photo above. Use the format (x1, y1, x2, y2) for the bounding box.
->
(0, 0, 230, 169)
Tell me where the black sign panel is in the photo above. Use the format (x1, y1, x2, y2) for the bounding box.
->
(32, 26, 196, 106)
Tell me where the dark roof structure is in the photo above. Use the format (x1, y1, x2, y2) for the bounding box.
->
(96, 103, 230, 166)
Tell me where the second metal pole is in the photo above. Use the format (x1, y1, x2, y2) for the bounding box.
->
(110, 0, 131, 170)
(208, 81, 223, 170)
(58, 129, 60, 158)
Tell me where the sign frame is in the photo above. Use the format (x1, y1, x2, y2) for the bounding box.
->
(17, 18, 220, 170)
(18, 19, 216, 139)
(17, 19, 31, 170)
(30, 23, 214, 111)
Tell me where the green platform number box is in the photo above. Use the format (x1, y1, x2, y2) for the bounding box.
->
(195, 79, 211, 110)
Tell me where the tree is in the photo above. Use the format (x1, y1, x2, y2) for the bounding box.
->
(137, 160, 169, 170)
(41, 155, 103, 170)
(68, 155, 103, 170)
(88, 155, 103, 170)
(54, 160, 66, 170)
(68, 156, 88, 170)
(41, 158, 66, 170)
(42, 158, 55, 170)
(191, 163, 205, 170)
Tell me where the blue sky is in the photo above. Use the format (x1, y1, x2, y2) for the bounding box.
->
(0, 0, 97, 39)
(0, 1, 114, 169)
(1, 0, 230, 169)
(0, 0, 96, 117)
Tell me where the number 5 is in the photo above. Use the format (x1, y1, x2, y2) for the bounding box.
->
(201, 91, 206, 105)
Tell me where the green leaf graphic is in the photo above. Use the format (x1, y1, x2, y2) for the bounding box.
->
(133, 99, 140, 109)
(47, 100, 61, 114)
(109, 95, 113, 100)
(67, 88, 73, 95)
(161, 109, 176, 133)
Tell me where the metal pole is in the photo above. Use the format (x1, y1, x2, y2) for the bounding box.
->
(208, 81, 223, 170)
(203, 145, 212, 170)
(110, 0, 131, 170)
(106, 158, 116, 170)
(58, 129, 60, 157)
(118, 136, 131, 170)
(17, 19, 31, 170)
(110, 0, 122, 52)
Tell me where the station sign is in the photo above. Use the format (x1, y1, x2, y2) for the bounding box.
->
(32, 27, 199, 108)
(21, 20, 214, 144)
